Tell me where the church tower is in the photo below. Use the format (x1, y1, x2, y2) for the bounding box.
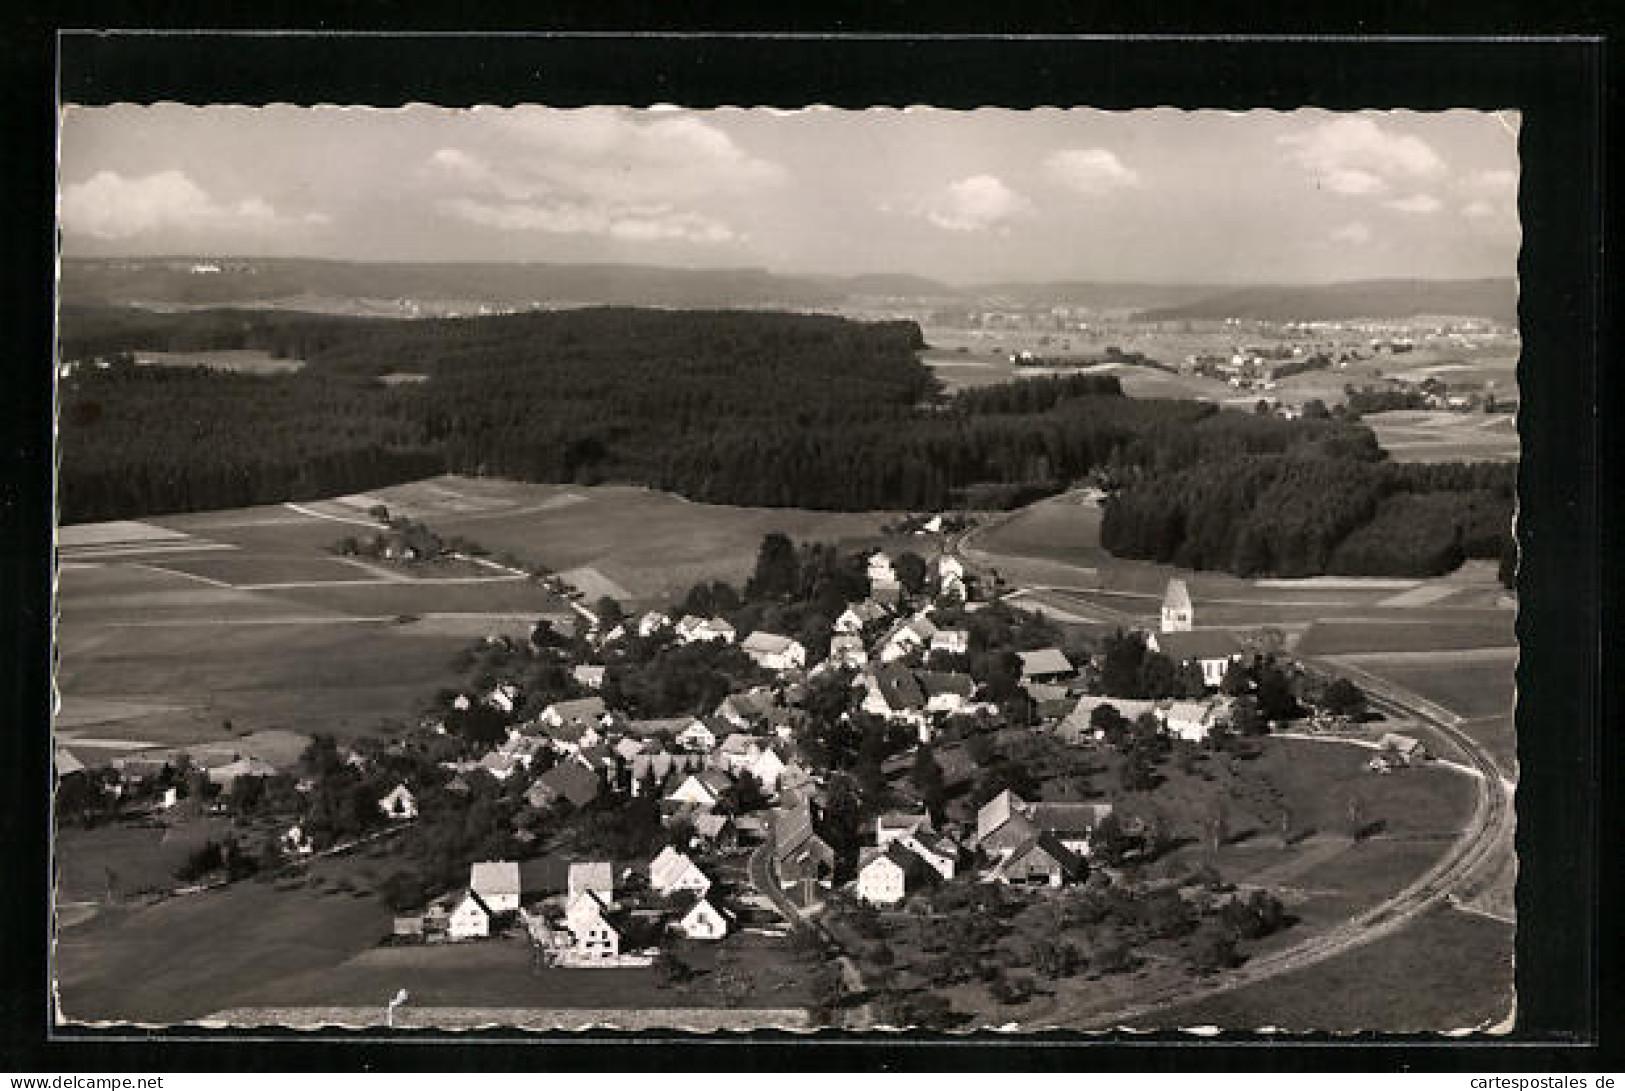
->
(1161, 578, 1193, 632)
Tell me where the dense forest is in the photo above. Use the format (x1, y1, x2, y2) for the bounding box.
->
(57, 305, 1513, 581)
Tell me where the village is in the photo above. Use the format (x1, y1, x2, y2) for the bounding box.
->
(56, 509, 1442, 1026)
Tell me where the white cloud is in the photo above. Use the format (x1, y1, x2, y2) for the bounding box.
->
(1044, 148, 1139, 195)
(1386, 193, 1442, 214)
(1329, 221, 1373, 245)
(922, 175, 1032, 232)
(1323, 168, 1389, 196)
(442, 197, 736, 243)
(426, 110, 784, 241)
(1460, 200, 1498, 219)
(59, 170, 326, 240)
(1280, 117, 1446, 198)
(1459, 167, 1518, 196)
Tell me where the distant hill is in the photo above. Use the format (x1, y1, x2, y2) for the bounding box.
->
(58, 260, 1518, 325)
(1132, 279, 1518, 324)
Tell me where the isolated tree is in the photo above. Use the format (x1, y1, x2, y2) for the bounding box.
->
(910, 744, 948, 820)
(1321, 677, 1368, 719)
(746, 532, 800, 600)
(595, 596, 624, 627)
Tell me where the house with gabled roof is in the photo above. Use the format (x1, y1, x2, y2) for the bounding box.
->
(636, 610, 673, 638)
(990, 831, 1084, 887)
(900, 828, 960, 880)
(572, 665, 606, 690)
(667, 768, 733, 808)
(715, 732, 764, 775)
(1027, 801, 1116, 857)
(1165, 697, 1231, 742)
(672, 893, 732, 940)
(930, 628, 970, 657)
(859, 663, 928, 721)
(690, 809, 738, 849)
(876, 810, 933, 847)
(562, 889, 621, 961)
(773, 806, 835, 888)
(877, 615, 939, 663)
(675, 718, 719, 753)
(741, 631, 807, 672)
(747, 744, 788, 794)
(378, 784, 418, 820)
(649, 846, 713, 896)
(856, 842, 938, 906)
(448, 889, 495, 940)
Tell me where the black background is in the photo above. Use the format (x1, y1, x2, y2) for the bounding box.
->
(2, 10, 1616, 1073)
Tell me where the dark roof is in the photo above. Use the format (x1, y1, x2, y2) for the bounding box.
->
(1018, 648, 1075, 678)
(533, 761, 600, 807)
(1006, 831, 1083, 876)
(1029, 801, 1114, 836)
(519, 854, 571, 897)
(917, 671, 975, 698)
(870, 664, 926, 710)
(1152, 629, 1242, 662)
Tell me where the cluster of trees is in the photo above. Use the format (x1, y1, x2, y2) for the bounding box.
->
(1102, 453, 1514, 579)
(59, 305, 1340, 522)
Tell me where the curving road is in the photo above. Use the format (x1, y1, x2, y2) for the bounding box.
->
(948, 496, 1517, 1029)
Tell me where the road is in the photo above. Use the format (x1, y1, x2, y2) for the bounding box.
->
(948, 493, 1518, 1029)
(746, 839, 877, 1029)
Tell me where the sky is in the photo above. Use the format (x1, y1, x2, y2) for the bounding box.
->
(57, 105, 1522, 285)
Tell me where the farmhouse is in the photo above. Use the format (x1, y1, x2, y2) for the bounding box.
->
(378, 784, 417, 820)
(206, 756, 278, 788)
(1145, 629, 1244, 688)
(741, 631, 808, 672)
(990, 831, 1084, 887)
(976, 790, 1115, 859)
(469, 860, 522, 913)
(774, 807, 836, 889)
(1377, 733, 1430, 765)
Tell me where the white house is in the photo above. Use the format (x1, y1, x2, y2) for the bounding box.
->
(918, 671, 976, 716)
(572, 665, 606, 690)
(855, 844, 934, 906)
(877, 615, 938, 663)
(539, 696, 609, 730)
(563, 890, 620, 961)
(636, 611, 672, 638)
(672, 895, 731, 941)
(485, 683, 520, 713)
(937, 555, 965, 584)
(448, 890, 494, 940)
(667, 769, 733, 808)
(747, 745, 787, 794)
(715, 733, 763, 775)
(930, 629, 970, 657)
(1164, 698, 1230, 743)
(675, 719, 719, 753)
(740, 631, 807, 672)
(649, 846, 713, 896)
(470, 860, 522, 913)
(378, 784, 418, 820)
(676, 615, 736, 644)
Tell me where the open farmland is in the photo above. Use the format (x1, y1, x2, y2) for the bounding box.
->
(55, 863, 396, 1024)
(1364, 409, 1521, 463)
(1148, 904, 1513, 1032)
(132, 348, 305, 374)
